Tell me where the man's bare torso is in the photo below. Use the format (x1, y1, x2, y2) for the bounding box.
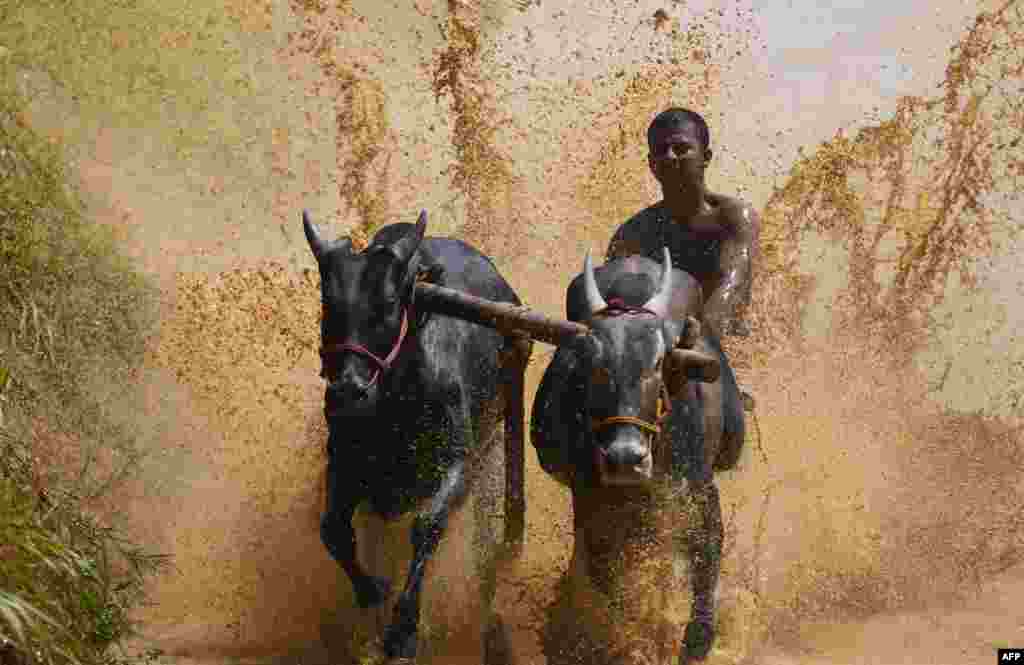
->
(606, 191, 755, 304)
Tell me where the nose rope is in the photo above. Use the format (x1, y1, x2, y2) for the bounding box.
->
(591, 415, 660, 435)
(319, 306, 411, 387)
(317, 270, 436, 391)
(590, 384, 672, 436)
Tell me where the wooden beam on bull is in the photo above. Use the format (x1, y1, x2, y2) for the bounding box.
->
(414, 282, 589, 347)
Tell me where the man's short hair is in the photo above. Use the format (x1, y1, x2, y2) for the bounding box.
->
(647, 108, 711, 152)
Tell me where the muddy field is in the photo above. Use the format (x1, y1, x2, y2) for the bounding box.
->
(4, 0, 1023, 664)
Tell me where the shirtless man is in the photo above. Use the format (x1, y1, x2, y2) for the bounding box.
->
(606, 107, 760, 471)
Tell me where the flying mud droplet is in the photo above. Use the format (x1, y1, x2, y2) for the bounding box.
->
(109, 1, 1024, 661)
(577, 9, 736, 250)
(653, 9, 671, 33)
(431, 0, 521, 259)
(731, 3, 1024, 647)
(759, 1, 1023, 364)
(287, 0, 390, 250)
(148, 263, 332, 646)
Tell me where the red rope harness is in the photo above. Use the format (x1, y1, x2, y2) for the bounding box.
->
(319, 306, 411, 388)
(595, 297, 659, 318)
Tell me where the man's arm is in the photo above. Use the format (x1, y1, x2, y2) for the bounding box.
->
(704, 204, 760, 340)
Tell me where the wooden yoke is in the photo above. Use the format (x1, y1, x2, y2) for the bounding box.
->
(413, 282, 589, 348)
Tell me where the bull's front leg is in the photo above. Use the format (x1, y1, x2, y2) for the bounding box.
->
(679, 481, 723, 665)
(381, 455, 470, 660)
(321, 454, 391, 609)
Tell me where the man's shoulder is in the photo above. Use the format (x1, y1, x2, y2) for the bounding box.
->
(708, 191, 756, 216)
(708, 192, 761, 235)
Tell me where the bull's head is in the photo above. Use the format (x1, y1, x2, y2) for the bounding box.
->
(572, 248, 719, 486)
(303, 208, 427, 417)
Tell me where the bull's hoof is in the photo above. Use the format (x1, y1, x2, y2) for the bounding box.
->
(354, 574, 392, 608)
(678, 619, 715, 664)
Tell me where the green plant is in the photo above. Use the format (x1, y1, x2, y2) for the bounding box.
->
(0, 58, 166, 665)
(0, 63, 158, 500)
(0, 424, 169, 665)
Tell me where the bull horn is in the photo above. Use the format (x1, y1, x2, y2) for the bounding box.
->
(303, 209, 329, 261)
(583, 250, 608, 316)
(643, 246, 673, 317)
(392, 209, 429, 264)
(669, 348, 720, 383)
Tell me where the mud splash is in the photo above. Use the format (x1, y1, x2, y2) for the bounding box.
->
(142, 263, 332, 652)
(772, 3, 1020, 320)
(431, 0, 519, 256)
(725, 0, 1024, 654)
(578, 13, 727, 235)
(285, 0, 394, 248)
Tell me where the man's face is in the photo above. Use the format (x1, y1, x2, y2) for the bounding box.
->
(648, 122, 711, 195)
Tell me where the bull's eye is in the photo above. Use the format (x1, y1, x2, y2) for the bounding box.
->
(592, 366, 611, 386)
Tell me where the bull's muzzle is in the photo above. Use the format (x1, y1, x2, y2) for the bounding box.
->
(596, 433, 654, 486)
(325, 372, 381, 418)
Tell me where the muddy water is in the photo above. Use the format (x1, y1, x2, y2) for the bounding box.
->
(12, 0, 1024, 663)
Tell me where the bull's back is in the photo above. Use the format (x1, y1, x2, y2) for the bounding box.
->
(367, 225, 519, 306)
(421, 237, 521, 306)
(415, 238, 520, 407)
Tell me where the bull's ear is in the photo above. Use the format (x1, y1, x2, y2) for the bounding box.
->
(391, 209, 428, 265)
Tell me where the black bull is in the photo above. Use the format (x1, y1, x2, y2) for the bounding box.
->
(530, 249, 740, 664)
(303, 209, 533, 663)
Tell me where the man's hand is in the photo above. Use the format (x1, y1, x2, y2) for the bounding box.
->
(727, 318, 751, 338)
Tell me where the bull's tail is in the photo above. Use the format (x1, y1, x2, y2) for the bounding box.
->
(501, 334, 532, 558)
